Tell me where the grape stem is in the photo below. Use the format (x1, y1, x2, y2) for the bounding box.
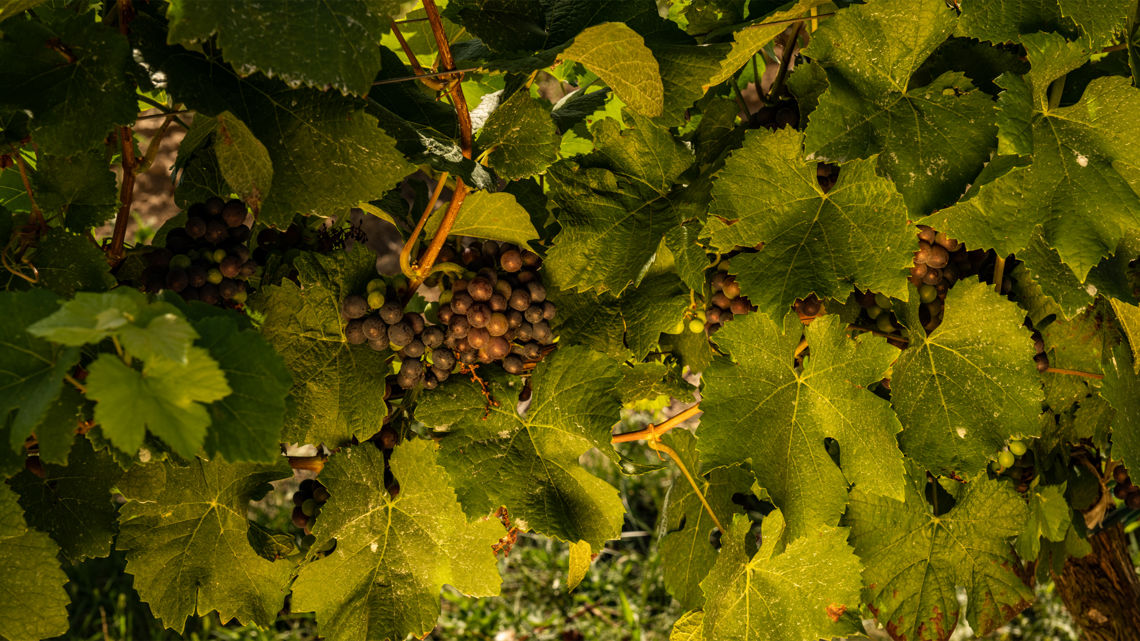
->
(13, 151, 44, 226)
(765, 21, 803, 104)
(1044, 367, 1104, 381)
(992, 254, 1006, 294)
(648, 439, 727, 534)
(134, 113, 179, 175)
(611, 403, 702, 444)
(399, 172, 450, 280)
(389, 19, 447, 92)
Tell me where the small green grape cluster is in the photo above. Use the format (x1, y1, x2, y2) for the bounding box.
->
(291, 478, 329, 535)
(664, 305, 708, 336)
(138, 197, 257, 307)
(1112, 465, 1140, 509)
(706, 260, 755, 332)
(856, 291, 900, 335)
(993, 439, 1036, 492)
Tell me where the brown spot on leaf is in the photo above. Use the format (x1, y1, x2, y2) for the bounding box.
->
(826, 603, 846, 622)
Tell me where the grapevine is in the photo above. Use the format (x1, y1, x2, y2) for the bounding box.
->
(1, 1, 1140, 641)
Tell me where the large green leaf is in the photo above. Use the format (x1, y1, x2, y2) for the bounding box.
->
(117, 458, 293, 632)
(416, 346, 625, 549)
(475, 89, 559, 180)
(32, 149, 118, 230)
(847, 463, 1032, 641)
(956, 0, 1075, 44)
(1103, 343, 1140, 471)
(195, 315, 291, 462)
(802, 0, 997, 215)
(85, 347, 231, 458)
(891, 281, 1043, 475)
(9, 436, 122, 563)
(545, 112, 694, 293)
(291, 441, 503, 641)
(1110, 297, 1140, 373)
(0, 290, 78, 452)
(1014, 483, 1074, 560)
(0, 7, 137, 154)
(254, 247, 390, 446)
(26, 229, 115, 296)
(656, 431, 751, 610)
(560, 22, 663, 117)
(166, 0, 403, 96)
(697, 511, 863, 641)
(706, 127, 913, 317)
(927, 37, 1140, 281)
(212, 111, 273, 210)
(550, 273, 691, 360)
(699, 313, 904, 539)
(0, 483, 70, 641)
(424, 190, 540, 247)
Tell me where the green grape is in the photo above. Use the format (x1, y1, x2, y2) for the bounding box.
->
(718, 259, 731, 271)
(874, 293, 890, 308)
(212, 248, 227, 263)
(207, 268, 224, 285)
(366, 278, 386, 293)
(301, 498, 319, 517)
(170, 254, 192, 270)
(230, 290, 248, 304)
(866, 306, 883, 319)
(688, 318, 705, 333)
(367, 290, 385, 309)
(918, 284, 938, 304)
(998, 449, 1016, 469)
(695, 309, 707, 323)
(1008, 439, 1027, 457)
(875, 313, 895, 333)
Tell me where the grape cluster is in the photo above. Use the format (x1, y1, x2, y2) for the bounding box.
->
(291, 478, 329, 534)
(992, 439, 1037, 493)
(705, 261, 755, 332)
(341, 240, 556, 391)
(139, 197, 257, 307)
(1112, 465, 1140, 509)
(435, 240, 557, 376)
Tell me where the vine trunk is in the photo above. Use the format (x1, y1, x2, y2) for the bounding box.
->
(1053, 524, 1140, 641)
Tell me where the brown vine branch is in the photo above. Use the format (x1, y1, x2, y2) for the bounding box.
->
(612, 403, 702, 444)
(135, 113, 178, 175)
(13, 152, 44, 226)
(288, 456, 326, 473)
(399, 172, 450, 279)
(107, 125, 136, 265)
(765, 21, 803, 103)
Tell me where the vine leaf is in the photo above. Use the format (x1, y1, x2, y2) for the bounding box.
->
(0, 290, 79, 453)
(8, 436, 122, 564)
(696, 511, 864, 641)
(32, 150, 118, 231)
(194, 315, 292, 462)
(26, 229, 116, 296)
(254, 246, 390, 446)
(847, 462, 1032, 641)
(116, 457, 295, 633)
(0, 6, 137, 155)
(213, 111, 273, 211)
(706, 127, 913, 317)
(544, 112, 694, 293)
(0, 483, 70, 641)
(699, 312, 905, 540)
(551, 273, 691, 361)
(475, 90, 559, 180)
(291, 441, 503, 641)
(85, 346, 231, 458)
(425, 190, 540, 247)
(656, 431, 752, 611)
(165, 0, 404, 96)
(892, 281, 1043, 475)
(927, 35, 1140, 281)
(1014, 483, 1073, 560)
(1102, 343, 1140, 472)
(802, 0, 997, 216)
(1110, 298, 1140, 374)
(956, 0, 1124, 47)
(416, 346, 626, 550)
(560, 22, 663, 117)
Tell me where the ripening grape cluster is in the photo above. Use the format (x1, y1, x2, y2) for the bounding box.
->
(291, 478, 329, 534)
(1112, 465, 1140, 509)
(705, 261, 755, 332)
(341, 240, 556, 391)
(139, 197, 257, 306)
(995, 439, 1035, 493)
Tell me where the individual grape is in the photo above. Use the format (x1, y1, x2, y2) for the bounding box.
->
(503, 355, 524, 374)
(526, 281, 546, 303)
(367, 338, 387, 352)
(468, 277, 494, 302)
(205, 219, 228, 244)
(918, 284, 938, 304)
(688, 318, 704, 333)
(521, 250, 541, 268)
(542, 301, 556, 321)
(467, 327, 490, 349)
(207, 268, 224, 285)
(1114, 483, 1130, 499)
(522, 342, 542, 360)
(219, 255, 242, 278)
(188, 265, 208, 288)
(341, 295, 369, 320)
(362, 316, 387, 342)
(200, 284, 220, 305)
(722, 278, 741, 299)
(711, 292, 731, 309)
(379, 301, 404, 324)
(448, 315, 470, 338)
(438, 306, 454, 324)
(729, 298, 751, 315)
(493, 279, 513, 298)
(301, 498, 319, 517)
(292, 506, 309, 529)
(345, 319, 366, 345)
(222, 200, 247, 227)
(422, 326, 445, 349)
(524, 305, 544, 324)
(404, 313, 425, 335)
(366, 278, 386, 294)
(500, 249, 523, 272)
(487, 313, 510, 337)
(367, 290, 385, 310)
(468, 304, 491, 328)
(219, 279, 242, 300)
(401, 339, 425, 358)
(485, 336, 510, 360)
(997, 449, 1016, 469)
(1113, 466, 1130, 485)
(185, 216, 207, 239)
(451, 292, 473, 314)
(489, 293, 508, 312)
(1008, 440, 1027, 457)
(205, 196, 225, 216)
(516, 323, 533, 341)
(388, 322, 414, 348)
(432, 366, 451, 382)
(433, 348, 456, 370)
(312, 485, 330, 503)
(229, 224, 251, 243)
(875, 314, 895, 334)
(482, 240, 500, 257)
(166, 269, 189, 292)
(398, 358, 424, 386)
